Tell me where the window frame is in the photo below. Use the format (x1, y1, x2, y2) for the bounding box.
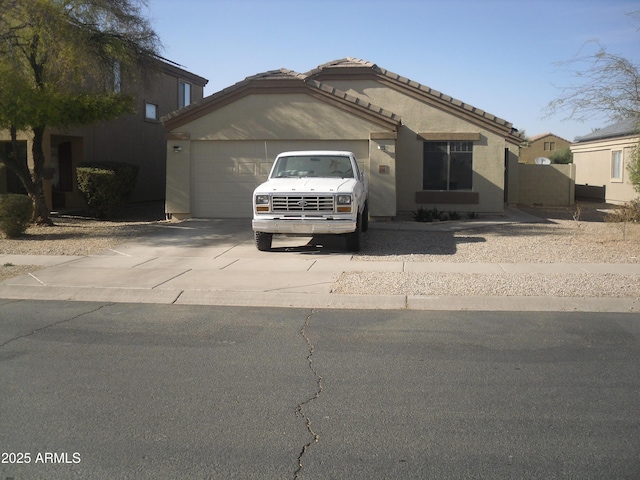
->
(178, 81, 191, 109)
(113, 60, 121, 93)
(611, 150, 623, 182)
(422, 140, 474, 191)
(145, 102, 159, 122)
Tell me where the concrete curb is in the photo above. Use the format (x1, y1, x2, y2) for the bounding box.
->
(0, 284, 636, 312)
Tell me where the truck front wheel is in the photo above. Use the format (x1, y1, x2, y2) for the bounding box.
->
(255, 231, 273, 251)
(346, 213, 362, 252)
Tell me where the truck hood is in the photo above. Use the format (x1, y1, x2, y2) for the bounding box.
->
(254, 177, 358, 194)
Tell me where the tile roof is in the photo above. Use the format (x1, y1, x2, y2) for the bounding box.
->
(528, 132, 572, 144)
(163, 57, 522, 142)
(162, 66, 400, 129)
(574, 118, 640, 143)
(307, 58, 523, 140)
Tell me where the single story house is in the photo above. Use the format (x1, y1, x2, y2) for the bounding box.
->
(571, 119, 639, 204)
(0, 59, 208, 210)
(162, 58, 523, 220)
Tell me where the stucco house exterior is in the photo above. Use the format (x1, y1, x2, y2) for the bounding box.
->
(0, 59, 208, 210)
(162, 58, 523, 220)
(571, 119, 639, 204)
(520, 132, 571, 164)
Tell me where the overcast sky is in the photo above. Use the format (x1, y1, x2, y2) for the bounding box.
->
(146, 0, 639, 142)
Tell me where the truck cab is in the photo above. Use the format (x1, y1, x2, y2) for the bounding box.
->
(252, 150, 369, 251)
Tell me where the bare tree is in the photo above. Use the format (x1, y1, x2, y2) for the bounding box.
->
(547, 41, 640, 123)
(547, 11, 640, 192)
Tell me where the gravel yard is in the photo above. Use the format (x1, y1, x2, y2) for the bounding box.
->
(0, 202, 166, 281)
(1, 202, 639, 298)
(331, 204, 640, 298)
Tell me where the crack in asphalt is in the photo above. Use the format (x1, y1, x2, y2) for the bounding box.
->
(0, 302, 114, 348)
(294, 309, 323, 479)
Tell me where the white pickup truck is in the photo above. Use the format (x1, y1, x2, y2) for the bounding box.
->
(252, 150, 369, 251)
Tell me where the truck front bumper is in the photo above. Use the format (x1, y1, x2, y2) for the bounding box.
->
(252, 218, 356, 235)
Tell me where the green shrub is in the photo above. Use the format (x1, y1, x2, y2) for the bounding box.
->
(0, 194, 33, 238)
(412, 206, 434, 222)
(76, 162, 139, 219)
(412, 206, 452, 222)
(549, 148, 573, 164)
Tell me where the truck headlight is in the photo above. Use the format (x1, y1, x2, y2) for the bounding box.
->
(255, 195, 270, 212)
(336, 195, 352, 212)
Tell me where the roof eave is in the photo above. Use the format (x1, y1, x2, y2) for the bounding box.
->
(162, 71, 400, 132)
(308, 58, 520, 140)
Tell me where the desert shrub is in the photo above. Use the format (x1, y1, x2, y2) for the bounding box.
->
(412, 206, 433, 222)
(76, 162, 139, 219)
(412, 207, 452, 222)
(605, 199, 640, 223)
(549, 148, 573, 164)
(0, 193, 33, 238)
(605, 199, 640, 241)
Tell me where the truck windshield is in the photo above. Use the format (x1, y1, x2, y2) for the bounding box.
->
(271, 155, 354, 179)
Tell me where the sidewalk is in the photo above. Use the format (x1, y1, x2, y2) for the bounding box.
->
(0, 210, 638, 312)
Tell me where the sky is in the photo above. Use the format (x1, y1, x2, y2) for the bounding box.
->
(145, 0, 639, 142)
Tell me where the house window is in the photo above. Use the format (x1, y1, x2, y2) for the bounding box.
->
(179, 81, 191, 108)
(544, 141, 556, 151)
(145, 102, 158, 120)
(113, 60, 121, 93)
(423, 141, 473, 191)
(611, 150, 623, 181)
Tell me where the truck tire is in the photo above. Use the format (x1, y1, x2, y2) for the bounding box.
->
(346, 213, 362, 252)
(255, 231, 273, 251)
(362, 202, 369, 232)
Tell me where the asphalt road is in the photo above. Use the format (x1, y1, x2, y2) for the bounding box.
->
(1, 300, 639, 479)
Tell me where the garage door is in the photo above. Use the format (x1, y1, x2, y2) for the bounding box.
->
(192, 140, 369, 218)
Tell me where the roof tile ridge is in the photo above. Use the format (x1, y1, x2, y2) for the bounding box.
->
(305, 77, 399, 122)
(376, 64, 513, 129)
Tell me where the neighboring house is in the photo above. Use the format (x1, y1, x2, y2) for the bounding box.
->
(162, 58, 523, 220)
(0, 59, 208, 210)
(571, 119, 639, 204)
(520, 132, 571, 164)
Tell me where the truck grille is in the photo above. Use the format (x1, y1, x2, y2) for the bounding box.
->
(272, 195, 334, 212)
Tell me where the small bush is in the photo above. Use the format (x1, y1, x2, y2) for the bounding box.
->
(412, 206, 434, 222)
(549, 148, 573, 164)
(605, 199, 640, 241)
(76, 162, 139, 219)
(605, 199, 640, 223)
(0, 194, 33, 238)
(467, 212, 480, 219)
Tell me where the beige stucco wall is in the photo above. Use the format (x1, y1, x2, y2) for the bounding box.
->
(368, 137, 397, 218)
(322, 79, 510, 214)
(571, 136, 638, 204)
(176, 93, 391, 141)
(166, 92, 396, 218)
(518, 163, 576, 206)
(165, 139, 191, 218)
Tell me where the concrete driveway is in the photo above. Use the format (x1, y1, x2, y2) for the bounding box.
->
(1, 214, 639, 312)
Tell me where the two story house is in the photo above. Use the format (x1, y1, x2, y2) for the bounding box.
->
(0, 58, 208, 211)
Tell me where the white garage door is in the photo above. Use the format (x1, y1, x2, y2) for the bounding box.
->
(192, 141, 269, 218)
(191, 140, 369, 218)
